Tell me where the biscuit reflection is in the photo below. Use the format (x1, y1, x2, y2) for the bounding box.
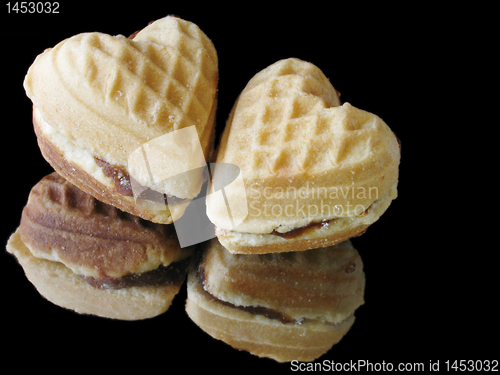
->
(186, 238, 365, 362)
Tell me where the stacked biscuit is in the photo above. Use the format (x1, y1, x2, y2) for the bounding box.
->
(7, 16, 400, 363)
(189, 58, 400, 361)
(7, 16, 218, 320)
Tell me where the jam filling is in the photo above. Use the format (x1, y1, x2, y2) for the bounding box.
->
(197, 261, 297, 324)
(80, 257, 190, 290)
(94, 157, 133, 196)
(271, 220, 334, 239)
(195, 251, 350, 326)
(94, 157, 186, 205)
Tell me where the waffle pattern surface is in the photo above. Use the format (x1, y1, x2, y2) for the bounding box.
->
(20, 173, 189, 279)
(201, 238, 365, 323)
(208, 58, 400, 234)
(220, 58, 341, 176)
(186, 238, 364, 362)
(24, 16, 218, 168)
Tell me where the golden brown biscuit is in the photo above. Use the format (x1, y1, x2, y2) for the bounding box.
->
(206, 58, 400, 253)
(24, 16, 218, 224)
(186, 238, 365, 362)
(7, 172, 192, 320)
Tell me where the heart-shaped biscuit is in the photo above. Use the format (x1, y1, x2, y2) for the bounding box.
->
(186, 238, 365, 362)
(7, 172, 193, 320)
(24, 16, 218, 223)
(207, 58, 400, 253)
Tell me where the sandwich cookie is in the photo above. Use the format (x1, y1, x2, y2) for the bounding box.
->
(186, 238, 365, 362)
(24, 16, 218, 224)
(6, 172, 192, 320)
(207, 58, 400, 254)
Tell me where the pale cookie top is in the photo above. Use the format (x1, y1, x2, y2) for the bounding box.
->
(201, 238, 365, 323)
(207, 58, 400, 233)
(24, 16, 218, 175)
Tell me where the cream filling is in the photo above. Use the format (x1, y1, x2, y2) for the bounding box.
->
(22, 240, 95, 278)
(218, 183, 397, 247)
(35, 107, 111, 189)
(35, 107, 169, 215)
(22, 238, 192, 279)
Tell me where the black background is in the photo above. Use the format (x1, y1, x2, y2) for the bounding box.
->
(1, 2, 496, 371)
